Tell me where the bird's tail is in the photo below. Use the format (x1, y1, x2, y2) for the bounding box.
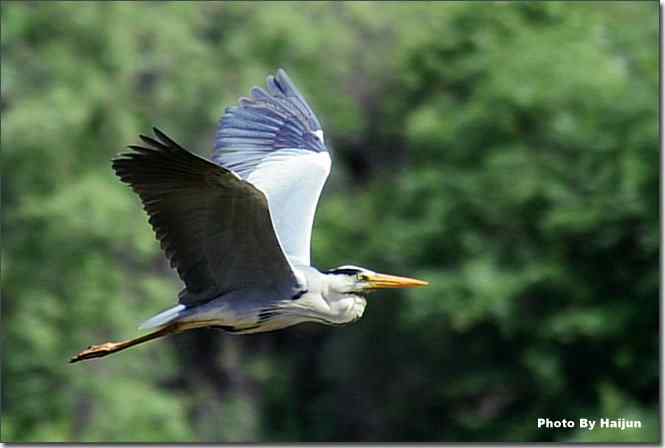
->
(69, 324, 182, 364)
(138, 304, 187, 330)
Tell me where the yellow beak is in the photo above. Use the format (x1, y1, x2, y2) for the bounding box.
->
(365, 273, 429, 289)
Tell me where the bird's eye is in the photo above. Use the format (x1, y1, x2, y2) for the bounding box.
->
(357, 274, 368, 281)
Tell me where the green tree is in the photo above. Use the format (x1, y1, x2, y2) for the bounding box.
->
(2, 1, 658, 442)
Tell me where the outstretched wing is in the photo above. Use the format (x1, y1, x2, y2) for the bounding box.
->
(112, 128, 300, 305)
(213, 69, 330, 266)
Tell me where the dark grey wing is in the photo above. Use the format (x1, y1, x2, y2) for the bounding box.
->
(213, 68, 326, 178)
(112, 128, 300, 305)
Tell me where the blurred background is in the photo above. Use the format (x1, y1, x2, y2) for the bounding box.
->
(1, 1, 659, 443)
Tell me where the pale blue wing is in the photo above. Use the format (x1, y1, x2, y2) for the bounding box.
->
(212, 69, 330, 267)
(213, 68, 326, 178)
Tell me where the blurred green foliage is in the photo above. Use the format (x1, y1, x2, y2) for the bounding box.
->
(2, 1, 658, 443)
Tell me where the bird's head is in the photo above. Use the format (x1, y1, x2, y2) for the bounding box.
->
(324, 265, 429, 295)
(303, 265, 429, 326)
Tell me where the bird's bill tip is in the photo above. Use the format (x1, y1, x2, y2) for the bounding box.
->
(365, 273, 429, 289)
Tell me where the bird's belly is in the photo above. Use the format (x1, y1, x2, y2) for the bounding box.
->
(177, 296, 260, 329)
(174, 290, 366, 334)
(176, 292, 300, 334)
(224, 317, 307, 334)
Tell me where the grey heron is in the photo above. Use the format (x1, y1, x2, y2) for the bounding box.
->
(70, 69, 428, 363)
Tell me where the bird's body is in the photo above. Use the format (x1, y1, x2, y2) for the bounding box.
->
(71, 69, 426, 363)
(144, 265, 368, 336)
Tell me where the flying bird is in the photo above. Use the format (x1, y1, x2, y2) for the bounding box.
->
(71, 69, 428, 363)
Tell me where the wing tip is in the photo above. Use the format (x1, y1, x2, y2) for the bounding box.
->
(152, 126, 168, 143)
(276, 67, 288, 79)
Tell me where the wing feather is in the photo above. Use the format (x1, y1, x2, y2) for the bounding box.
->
(212, 69, 331, 266)
(213, 69, 326, 177)
(113, 128, 300, 305)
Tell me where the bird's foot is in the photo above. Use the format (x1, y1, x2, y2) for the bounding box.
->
(69, 342, 119, 363)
